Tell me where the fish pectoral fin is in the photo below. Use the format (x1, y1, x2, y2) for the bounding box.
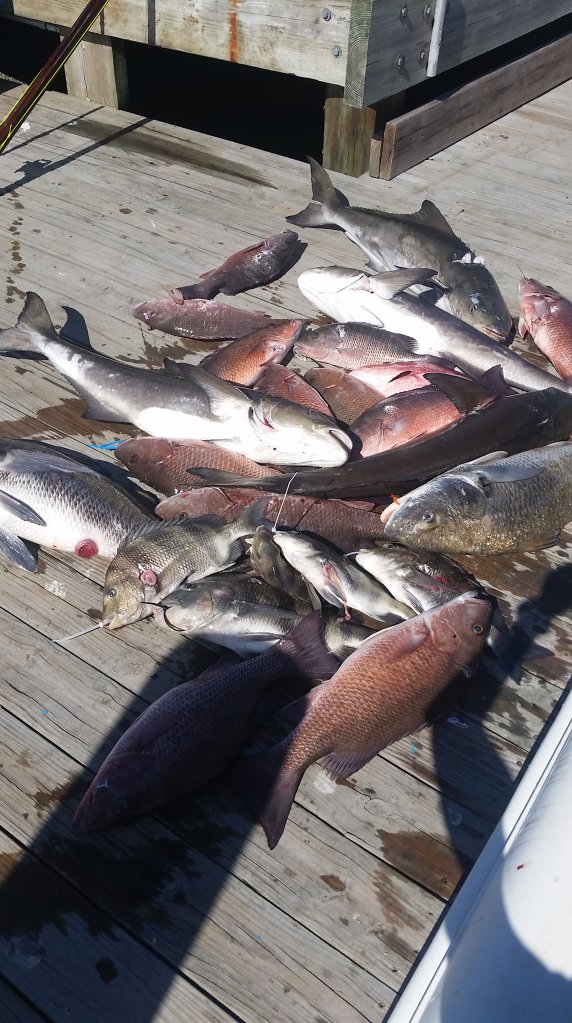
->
(162, 357, 191, 378)
(369, 268, 438, 299)
(0, 527, 38, 571)
(0, 488, 46, 526)
(538, 532, 562, 549)
(321, 747, 379, 780)
(2, 449, 99, 476)
(80, 395, 129, 423)
(473, 462, 544, 486)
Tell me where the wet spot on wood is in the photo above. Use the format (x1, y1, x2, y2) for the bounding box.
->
(119, 207, 132, 214)
(33, 783, 70, 814)
(95, 956, 118, 983)
(320, 874, 346, 892)
(377, 828, 466, 897)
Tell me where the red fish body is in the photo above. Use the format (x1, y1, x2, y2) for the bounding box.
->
(519, 277, 572, 383)
(169, 230, 300, 300)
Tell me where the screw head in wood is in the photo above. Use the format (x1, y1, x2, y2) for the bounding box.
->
(423, 3, 432, 17)
(331, 45, 342, 57)
(399, 4, 408, 18)
(395, 53, 405, 70)
(322, 8, 332, 20)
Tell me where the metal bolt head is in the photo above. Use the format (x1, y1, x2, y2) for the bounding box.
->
(331, 45, 342, 58)
(395, 53, 405, 70)
(423, 3, 432, 17)
(399, 4, 408, 18)
(322, 7, 332, 20)
(418, 48, 427, 64)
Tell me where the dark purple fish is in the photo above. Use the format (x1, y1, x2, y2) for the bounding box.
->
(72, 612, 339, 832)
(169, 230, 300, 300)
(133, 296, 275, 339)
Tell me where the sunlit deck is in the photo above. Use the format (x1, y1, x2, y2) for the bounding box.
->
(0, 79, 571, 1023)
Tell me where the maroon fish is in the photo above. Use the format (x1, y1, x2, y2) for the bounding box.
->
(133, 296, 275, 339)
(255, 363, 334, 418)
(73, 612, 339, 832)
(168, 230, 300, 301)
(519, 277, 572, 383)
(156, 488, 386, 550)
(199, 319, 306, 385)
(294, 321, 419, 369)
(352, 386, 462, 457)
(115, 437, 276, 496)
(230, 592, 492, 848)
(304, 366, 379, 424)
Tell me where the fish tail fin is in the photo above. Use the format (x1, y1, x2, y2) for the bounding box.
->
(286, 156, 348, 228)
(238, 495, 275, 532)
(276, 609, 340, 682)
(0, 292, 58, 352)
(229, 741, 305, 848)
(187, 467, 266, 489)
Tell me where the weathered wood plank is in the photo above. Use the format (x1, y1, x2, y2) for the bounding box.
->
(10, 0, 350, 85)
(0, 979, 50, 1023)
(323, 83, 377, 175)
(0, 833, 230, 1023)
(63, 32, 129, 108)
(378, 31, 572, 178)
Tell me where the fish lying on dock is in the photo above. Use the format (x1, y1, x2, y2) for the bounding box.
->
(0, 440, 150, 571)
(0, 294, 351, 468)
(133, 296, 275, 339)
(382, 441, 572, 555)
(519, 277, 572, 384)
(230, 592, 492, 848)
(73, 611, 339, 832)
(169, 230, 300, 301)
(288, 157, 512, 340)
(294, 321, 420, 368)
(199, 319, 307, 385)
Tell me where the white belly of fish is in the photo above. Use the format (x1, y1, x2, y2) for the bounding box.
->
(136, 406, 247, 443)
(0, 506, 114, 557)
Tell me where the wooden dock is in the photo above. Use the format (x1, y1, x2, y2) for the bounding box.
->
(0, 79, 571, 1023)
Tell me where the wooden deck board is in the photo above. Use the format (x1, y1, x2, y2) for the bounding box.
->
(0, 81, 571, 1022)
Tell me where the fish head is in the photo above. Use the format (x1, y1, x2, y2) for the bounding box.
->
(73, 749, 165, 832)
(132, 298, 178, 331)
(427, 591, 493, 665)
(115, 437, 171, 473)
(163, 582, 232, 631)
(272, 530, 320, 570)
(248, 395, 351, 467)
(102, 557, 155, 629)
(294, 323, 345, 361)
(297, 267, 374, 322)
(383, 475, 488, 552)
(448, 265, 513, 341)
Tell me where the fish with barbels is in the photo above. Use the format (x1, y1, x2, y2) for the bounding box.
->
(116, 437, 276, 496)
(132, 296, 275, 339)
(102, 497, 269, 629)
(272, 530, 414, 623)
(0, 440, 151, 572)
(161, 579, 305, 657)
(185, 387, 572, 501)
(255, 363, 334, 418)
(168, 230, 300, 301)
(382, 441, 572, 555)
(0, 294, 351, 468)
(288, 158, 512, 340)
(294, 321, 420, 368)
(72, 611, 340, 832)
(519, 277, 572, 384)
(297, 267, 571, 394)
(351, 374, 494, 457)
(353, 542, 478, 613)
(230, 591, 492, 848)
(199, 319, 307, 386)
(249, 525, 313, 603)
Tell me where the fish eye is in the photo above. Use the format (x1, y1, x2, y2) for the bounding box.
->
(126, 454, 138, 464)
(421, 511, 435, 523)
(106, 588, 117, 599)
(472, 624, 484, 635)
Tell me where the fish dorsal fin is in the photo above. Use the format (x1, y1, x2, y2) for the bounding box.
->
(405, 200, 459, 238)
(423, 373, 494, 414)
(369, 268, 438, 299)
(116, 516, 186, 551)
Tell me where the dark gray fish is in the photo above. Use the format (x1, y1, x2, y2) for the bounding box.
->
(169, 230, 300, 300)
(295, 321, 419, 368)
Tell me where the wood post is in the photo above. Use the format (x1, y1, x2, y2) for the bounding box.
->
(62, 32, 128, 108)
(323, 84, 376, 177)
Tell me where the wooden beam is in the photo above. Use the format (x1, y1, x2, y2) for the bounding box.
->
(323, 83, 377, 176)
(377, 31, 572, 179)
(62, 31, 128, 107)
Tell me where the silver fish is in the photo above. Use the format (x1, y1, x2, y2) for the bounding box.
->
(0, 294, 351, 468)
(0, 440, 150, 571)
(288, 158, 512, 340)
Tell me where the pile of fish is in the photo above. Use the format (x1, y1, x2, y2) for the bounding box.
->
(1, 159, 572, 850)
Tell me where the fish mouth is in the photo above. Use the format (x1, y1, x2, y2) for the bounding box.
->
(483, 325, 511, 342)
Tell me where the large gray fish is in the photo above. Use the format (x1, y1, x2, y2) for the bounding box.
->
(169, 230, 300, 301)
(288, 158, 512, 340)
(0, 440, 150, 571)
(272, 530, 414, 623)
(297, 267, 569, 395)
(383, 442, 572, 554)
(73, 611, 340, 832)
(230, 592, 492, 848)
(0, 294, 351, 468)
(354, 542, 478, 613)
(102, 498, 269, 629)
(185, 387, 572, 501)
